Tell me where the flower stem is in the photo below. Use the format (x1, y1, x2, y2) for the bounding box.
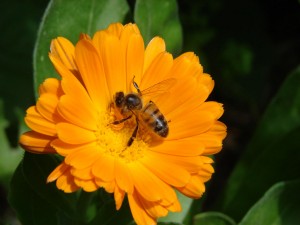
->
(75, 190, 95, 225)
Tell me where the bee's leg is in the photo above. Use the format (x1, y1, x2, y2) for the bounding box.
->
(132, 76, 142, 95)
(112, 115, 132, 125)
(127, 118, 139, 146)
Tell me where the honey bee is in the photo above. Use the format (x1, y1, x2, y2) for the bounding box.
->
(113, 77, 175, 146)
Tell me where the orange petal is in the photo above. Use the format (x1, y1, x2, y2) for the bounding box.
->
(151, 151, 202, 173)
(197, 101, 224, 120)
(128, 192, 156, 225)
(198, 121, 227, 155)
(19, 131, 56, 154)
(71, 166, 94, 180)
(50, 37, 77, 71)
(142, 152, 190, 187)
(95, 179, 116, 193)
(143, 37, 166, 74)
(151, 138, 205, 156)
(25, 106, 57, 136)
(65, 145, 102, 169)
(169, 52, 203, 80)
(105, 23, 124, 37)
(177, 175, 206, 198)
(36, 93, 61, 123)
(75, 39, 110, 110)
(47, 162, 69, 183)
(140, 52, 173, 91)
(58, 94, 98, 130)
(51, 138, 92, 156)
(140, 200, 168, 218)
(115, 159, 134, 194)
(114, 184, 125, 210)
(56, 169, 80, 193)
(165, 198, 181, 212)
(74, 178, 98, 192)
(129, 161, 176, 202)
(197, 73, 215, 95)
(100, 34, 127, 98)
(56, 122, 96, 144)
(160, 78, 208, 117)
(168, 111, 215, 140)
(124, 34, 145, 92)
(38, 78, 62, 96)
(92, 155, 115, 181)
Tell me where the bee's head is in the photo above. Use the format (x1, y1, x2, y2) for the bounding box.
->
(125, 93, 142, 110)
(115, 92, 125, 108)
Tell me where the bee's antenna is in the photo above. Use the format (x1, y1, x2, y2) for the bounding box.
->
(132, 76, 141, 95)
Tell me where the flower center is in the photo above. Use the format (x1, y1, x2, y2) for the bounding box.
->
(94, 109, 150, 163)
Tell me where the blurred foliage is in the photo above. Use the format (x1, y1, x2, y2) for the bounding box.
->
(34, 0, 129, 94)
(1, 0, 300, 224)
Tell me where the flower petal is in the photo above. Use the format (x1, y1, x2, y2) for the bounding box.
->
(74, 178, 98, 192)
(25, 106, 57, 136)
(100, 33, 127, 98)
(128, 192, 156, 225)
(125, 34, 145, 92)
(177, 174, 206, 199)
(75, 39, 110, 110)
(129, 161, 176, 202)
(92, 155, 115, 182)
(168, 111, 215, 140)
(51, 138, 89, 156)
(19, 131, 56, 153)
(36, 93, 61, 123)
(50, 37, 77, 71)
(140, 199, 168, 218)
(47, 162, 69, 183)
(142, 152, 190, 187)
(114, 184, 125, 210)
(65, 144, 101, 169)
(56, 170, 80, 193)
(38, 78, 62, 96)
(71, 166, 94, 180)
(143, 37, 166, 74)
(140, 52, 173, 91)
(115, 159, 134, 194)
(105, 22, 124, 37)
(58, 94, 98, 130)
(197, 101, 224, 120)
(65, 143, 102, 169)
(151, 138, 205, 156)
(56, 122, 96, 144)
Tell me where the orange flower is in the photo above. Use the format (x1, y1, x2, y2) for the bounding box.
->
(19, 23, 226, 225)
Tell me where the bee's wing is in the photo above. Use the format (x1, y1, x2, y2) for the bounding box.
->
(140, 78, 176, 98)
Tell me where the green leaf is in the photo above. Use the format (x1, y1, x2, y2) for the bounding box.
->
(90, 192, 133, 225)
(34, 0, 129, 95)
(8, 162, 58, 225)
(193, 212, 236, 225)
(158, 223, 183, 225)
(0, 100, 23, 188)
(239, 180, 300, 225)
(217, 67, 300, 220)
(21, 152, 77, 220)
(158, 191, 193, 223)
(9, 152, 78, 224)
(134, 0, 182, 55)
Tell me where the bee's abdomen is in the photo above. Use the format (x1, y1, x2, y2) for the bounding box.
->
(142, 101, 169, 137)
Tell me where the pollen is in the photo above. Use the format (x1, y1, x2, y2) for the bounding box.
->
(94, 110, 148, 163)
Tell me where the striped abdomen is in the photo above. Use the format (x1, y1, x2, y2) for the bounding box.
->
(140, 101, 169, 137)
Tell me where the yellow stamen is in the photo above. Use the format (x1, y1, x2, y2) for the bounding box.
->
(94, 110, 149, 163)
